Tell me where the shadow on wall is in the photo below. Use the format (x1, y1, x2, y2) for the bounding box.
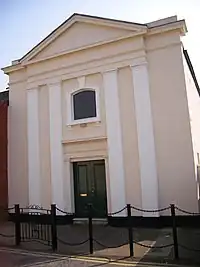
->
(0, 90, 8, 214)
(197, 166, 200, 212)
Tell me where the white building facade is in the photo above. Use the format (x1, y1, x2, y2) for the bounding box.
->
(2, 14, 200, 216)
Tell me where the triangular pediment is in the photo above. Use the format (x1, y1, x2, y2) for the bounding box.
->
(21, 14, 147, 63)
(31, 22, 137, 61)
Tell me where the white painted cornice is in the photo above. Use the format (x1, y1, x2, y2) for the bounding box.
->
(62, 136, 107, 144)
(1, 64, 24, 74)
(147, 20, 187, 36)
(21, 32, 145, 67)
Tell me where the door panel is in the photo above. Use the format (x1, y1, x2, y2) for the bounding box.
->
(73, 160, 107, 218)
(73, 162, 91, 217)
(78, 165, 88, 195)
(92, 162, 107, 217)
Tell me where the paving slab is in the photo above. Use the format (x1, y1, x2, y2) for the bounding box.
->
(0, 247, 61, 267)
(1, 222, 200, 266)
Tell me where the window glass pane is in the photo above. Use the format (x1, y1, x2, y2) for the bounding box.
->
(73, 90, 96, 120)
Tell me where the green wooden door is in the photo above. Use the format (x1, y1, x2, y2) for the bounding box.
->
(73, 160, 107, 218)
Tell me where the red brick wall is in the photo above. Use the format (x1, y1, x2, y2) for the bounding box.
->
(0, 101, 8, 208)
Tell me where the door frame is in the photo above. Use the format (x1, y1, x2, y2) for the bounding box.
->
(70, 156, 110, 216)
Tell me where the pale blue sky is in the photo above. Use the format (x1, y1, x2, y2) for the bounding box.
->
(0, 0, 199, 90)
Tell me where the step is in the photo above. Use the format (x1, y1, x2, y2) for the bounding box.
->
(73, 218, 108, 225)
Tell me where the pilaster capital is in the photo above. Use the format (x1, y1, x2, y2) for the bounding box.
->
(130, 57, 148, 68)
(101, 68, 118, 76)
(48, 80, 62, 88)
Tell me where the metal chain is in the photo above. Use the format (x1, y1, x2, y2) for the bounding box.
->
(107, 206, 127, 216)
(57, 237, 89, 246)
(56, 207, 74, 216)
(133, 240, 173, 249)
(179, 243, 200, 252)
(131, 205, 170, 213)
(0, 233, 15, 238)
(175, 206, 200, 215)
(88, 204, 127, 216)
(93, 239, 128, 249)
(94, 238, 173, 249)
(6, 206, 15, 211)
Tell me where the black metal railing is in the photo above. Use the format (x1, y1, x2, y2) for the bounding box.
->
(1, 203, 200, 261)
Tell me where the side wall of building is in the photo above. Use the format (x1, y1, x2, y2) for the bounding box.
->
(182, 49, 200, 209)
(146, 32, 198, 212)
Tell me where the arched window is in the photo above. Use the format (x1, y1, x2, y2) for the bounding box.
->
(66, 87, 100, 126)
(73, 90, 96, 120)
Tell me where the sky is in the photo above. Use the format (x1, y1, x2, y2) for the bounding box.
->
(0, 0, 200, 91)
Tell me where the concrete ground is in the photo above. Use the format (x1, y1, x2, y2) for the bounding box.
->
(0, 222, 200, 266)
(0, 247, 198, 267)
(0, 247, 61, 267)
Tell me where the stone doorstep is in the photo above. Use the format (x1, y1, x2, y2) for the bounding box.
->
(73, 218, 108, 225)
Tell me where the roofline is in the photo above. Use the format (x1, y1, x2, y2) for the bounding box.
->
(3, 13, 186, 69)
(183, 48, 200, 97)
(74, 13, 146, 27)
(148, 19, 186, 30)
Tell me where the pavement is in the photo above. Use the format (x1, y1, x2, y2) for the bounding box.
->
(0, 247, 198, 267)
(0, 247, 61, 267)
(0, 222, 200, 266)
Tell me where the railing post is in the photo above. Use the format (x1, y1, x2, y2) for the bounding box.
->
(127, 204, 134, 257)
(15, 204, 21, 246)
(88, 204, 93, 254)
(170, 204, 179, 260)
(51, 204, 57, 251)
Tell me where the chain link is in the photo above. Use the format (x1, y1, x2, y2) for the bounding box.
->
(89, 204, 127, 216)
(94, 238, 173, 249)
(0, 233, 15, 238)
(94, 239, 128, 248)
(107, 206, 127, 216)
(133, 240, 173, 249)
(56, 207, 74, 216)
(6, 206, 15, 211)
(131, 205, 170, 213)
(175, 206, 200, 215)
(58, 237, 89, 246)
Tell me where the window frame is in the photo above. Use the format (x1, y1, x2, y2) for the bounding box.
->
(66, 87, 100, 126)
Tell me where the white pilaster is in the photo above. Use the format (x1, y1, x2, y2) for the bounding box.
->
(131, 58, 159, 216)
(49, 82, 65, 212)
(103, 69, 126, 215)
(63, 158, 73, 213)
(27, 88, 41, 206)
(77, 76, 86, 88)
